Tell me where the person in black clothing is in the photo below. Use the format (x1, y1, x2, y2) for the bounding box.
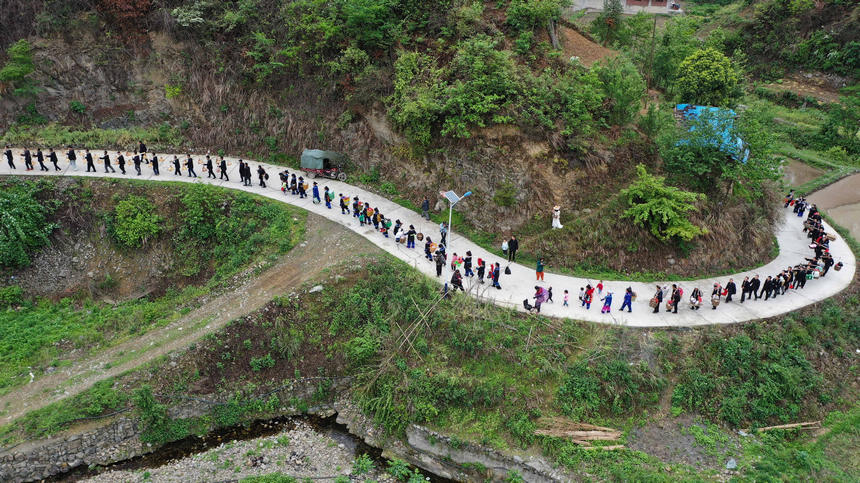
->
(67, 146, 77, 171)
(117, 151, 126, 174)
(671, 285, 681, 313)
(464, 251, 473, 277)
(421, 198, 430, 220)
(205, 155, 215, 179)
(172, 155, 181, 176)
(4, 145, 14, 169)
(740, 276, 750, 303)
(133, 151, 142, 175)
(84, 149, 95, 172)
(151, 154, 159, 175)
(22, 148, 33, 171)
(451, 270, 464, 292)
(36, 149, 49, 171)
(138, 141, 147, 160)
(406, 225, 417, 249)
(711, 283, 722, 309)
(298, 177, 307, 198)
(48, 148, 61, 171)
(434, 250, 445, 277)
(101, 151, 116, 173)
(238, 160, 246, 185)
(23, 149, 33, 170)
(219, 157, 228, 181)
(761, 276, 773, 300)
(652, 285, 663, 314)
(798, 266, 808, 286)
(750, 275, 761, 300)
(508, 236, 519, 262)
(821, 252, 834, 277)
(185, 155, 197, 177)
(724, 278, 736, 303)
(258, 165, 267, 187)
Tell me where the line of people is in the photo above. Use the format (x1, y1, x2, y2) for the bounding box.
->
(523, 189, 843, 316)
(3, 143, 277, 186)
(6, 145, 845, 318)
(643, 192, 841, 314)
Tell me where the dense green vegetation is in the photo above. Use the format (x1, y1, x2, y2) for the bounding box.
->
(110, 195, 163, 248)
(0, 180, 305, 394)
(4, 251, 854, 478)
(0, 180, 58, 268)
(0, 39, 37, 97)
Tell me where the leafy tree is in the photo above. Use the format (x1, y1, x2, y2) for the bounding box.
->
(112, 195, 163, 248)
(388, 51, 447, 146)
(0, 182, 58, 268)
(621, 164, 706, 242)
(0, 40, 36, 97)
(520, 67, 603, 139)
(676, 47, 740, 106)
(591, 0, 624, 46)
(649, 17, 700, 92)
(339, 0, 398, 51)
(440, 35, 519, 138)
(506, 0, 570, 31)
(593, 57, 645, 126)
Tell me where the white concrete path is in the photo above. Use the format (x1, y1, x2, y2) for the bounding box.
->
(1, 148, 855, 327)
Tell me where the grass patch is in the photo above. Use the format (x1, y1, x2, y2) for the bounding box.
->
(0, 378, 128, 444)
(0, 123, 185, 151)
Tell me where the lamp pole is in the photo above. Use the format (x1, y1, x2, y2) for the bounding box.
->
(439, 190, 472, 261)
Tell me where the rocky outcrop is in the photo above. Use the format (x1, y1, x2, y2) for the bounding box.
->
(333, 398, 570, 482)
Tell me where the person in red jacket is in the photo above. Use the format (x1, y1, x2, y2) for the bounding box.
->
(582, 284, 594, 310)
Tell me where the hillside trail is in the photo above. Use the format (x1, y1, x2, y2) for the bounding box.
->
(0, 214, 379, 425)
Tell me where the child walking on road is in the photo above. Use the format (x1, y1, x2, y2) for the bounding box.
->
(600, 292, 613, 314)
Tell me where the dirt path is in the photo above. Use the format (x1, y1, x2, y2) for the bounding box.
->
(0, 214, 380, 425)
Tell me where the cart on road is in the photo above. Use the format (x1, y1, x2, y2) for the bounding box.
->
(300, 149, 348, 181)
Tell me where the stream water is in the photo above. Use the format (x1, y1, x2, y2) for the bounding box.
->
(49, 415, 450, 482)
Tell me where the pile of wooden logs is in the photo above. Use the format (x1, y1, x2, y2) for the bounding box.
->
(535, 418, 624, 450)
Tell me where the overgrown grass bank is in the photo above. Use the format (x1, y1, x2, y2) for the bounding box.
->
(0, 179, 305, 393)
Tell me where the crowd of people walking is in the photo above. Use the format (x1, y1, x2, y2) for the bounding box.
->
(525, 189, 841, 316)
(3, 145, 845, 318)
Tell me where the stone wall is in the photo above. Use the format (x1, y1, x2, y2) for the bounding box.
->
(0, 416, 143, 483)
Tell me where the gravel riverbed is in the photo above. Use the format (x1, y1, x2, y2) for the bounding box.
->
(83, 420, 401, 482)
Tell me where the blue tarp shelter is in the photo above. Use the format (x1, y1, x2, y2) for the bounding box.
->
(675, 104, 749, 163)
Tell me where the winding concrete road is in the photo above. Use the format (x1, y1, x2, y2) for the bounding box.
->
(1, 149, 855, 327)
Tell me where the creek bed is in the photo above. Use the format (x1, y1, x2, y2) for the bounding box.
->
(49, 415, 449, 482)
